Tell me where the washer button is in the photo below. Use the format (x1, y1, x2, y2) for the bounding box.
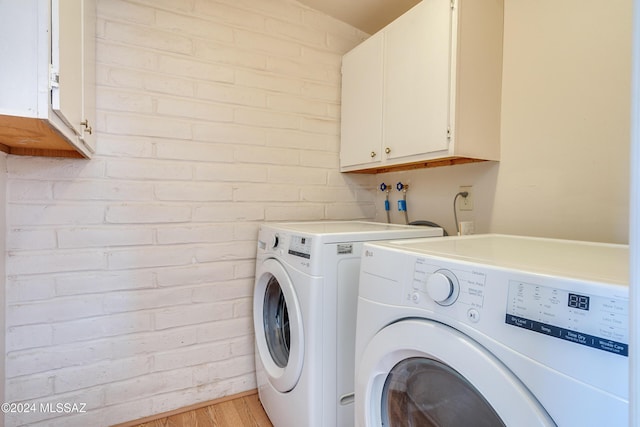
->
(467, 309, 480, 323)
(411, 292, 420, 304)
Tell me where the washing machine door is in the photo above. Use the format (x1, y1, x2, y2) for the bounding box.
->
(254, 258, 304, 393)
(356, 320, 556, 427)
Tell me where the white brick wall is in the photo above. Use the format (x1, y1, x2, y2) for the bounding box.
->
(4, 0, 373, 425)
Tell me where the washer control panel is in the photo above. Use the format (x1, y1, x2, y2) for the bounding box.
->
(258, 231, 313, 261)
(288, 235, 312, 259)
(505, 281, 628, 356)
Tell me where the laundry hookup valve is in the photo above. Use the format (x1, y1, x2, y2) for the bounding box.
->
(380, 183, 391, 212)
(396, 182, 408, 212)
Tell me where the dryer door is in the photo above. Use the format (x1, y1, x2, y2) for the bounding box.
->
(254, 258, 304, 393)
(356, 320, 556, 427)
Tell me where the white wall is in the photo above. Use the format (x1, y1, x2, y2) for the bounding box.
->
(4, 0, 633, 426)
(3, 1, 372, 425)
(375, 0, 633, 244)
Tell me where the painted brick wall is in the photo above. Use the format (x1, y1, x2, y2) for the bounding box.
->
(4, 0, 373, 425)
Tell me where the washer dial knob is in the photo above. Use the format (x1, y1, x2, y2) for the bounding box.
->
(426, 270, 459, 306)
(271, 233, 280, 248)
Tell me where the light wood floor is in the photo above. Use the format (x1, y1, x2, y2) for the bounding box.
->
(126, 392, 273, 427)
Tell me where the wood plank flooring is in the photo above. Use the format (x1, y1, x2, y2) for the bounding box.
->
(127, 392, 273, 427)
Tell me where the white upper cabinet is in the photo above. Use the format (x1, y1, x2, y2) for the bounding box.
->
(0, 0, 95, 158)
(341, 32, 385, 168)
(383, 0, 451, 161)
(340, 0, 504, 173)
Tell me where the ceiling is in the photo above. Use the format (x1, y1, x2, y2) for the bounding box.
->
(297, 0, 421, 34)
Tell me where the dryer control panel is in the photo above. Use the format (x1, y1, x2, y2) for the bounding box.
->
(407, 258, 487, 323)
(505, 281, 628, 356)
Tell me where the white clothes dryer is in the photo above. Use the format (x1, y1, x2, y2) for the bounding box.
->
(253, 221, 442, 427)
(355, 234, 629, 427)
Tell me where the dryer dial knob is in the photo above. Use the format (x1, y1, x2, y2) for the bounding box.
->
(426, 270, 459, 306)
(271, 234, 280, 248)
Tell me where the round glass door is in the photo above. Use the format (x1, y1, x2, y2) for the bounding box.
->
(253, 258, 304, 393)
(355, 320, 555, 427)
(263, 276, 291, 368)
(381, 357, 505, 427)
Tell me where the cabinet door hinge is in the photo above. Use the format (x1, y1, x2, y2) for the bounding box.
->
(447, 127, 452, 140)
(450, 0, 455, 9)
(49, 64, 60, 89)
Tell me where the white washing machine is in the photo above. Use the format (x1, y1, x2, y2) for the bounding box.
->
(253, 221, 443, 427)
(355, 234, 629, 426)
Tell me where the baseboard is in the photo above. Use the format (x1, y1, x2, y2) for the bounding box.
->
(110, 389, 259, 427)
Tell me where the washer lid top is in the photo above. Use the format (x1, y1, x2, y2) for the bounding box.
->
(262, 221, 442, 242)
(372, 234, 628, 286)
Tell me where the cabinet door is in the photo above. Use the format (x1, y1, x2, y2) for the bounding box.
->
(51, 0, 83, 137)
(383, 0, 451, 160)
(80, 0, 96, 151)
(51, 0, 95, 156)
(340, 32, 384, 169)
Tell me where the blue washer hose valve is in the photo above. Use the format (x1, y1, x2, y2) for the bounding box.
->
(396, 182, 408, 211)
(380, 183, 390, 211)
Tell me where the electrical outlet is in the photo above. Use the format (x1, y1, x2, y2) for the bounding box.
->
(459, 221, 475, 235)
(459, 186, 473, 211)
